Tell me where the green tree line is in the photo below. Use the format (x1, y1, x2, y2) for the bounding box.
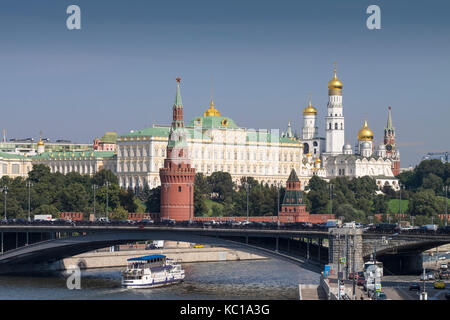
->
(0, 164, 146, 220)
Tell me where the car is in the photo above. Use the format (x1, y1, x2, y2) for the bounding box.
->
(348, 272, 358, 280)
(374, 291, 387, 300)
(145, 244, 157, 250)
(433, 280, 446, 289)
(357, 276, 365, 286)
(440, 263, 448, 270)
(420, 272, 434, 281)
(409, 282, 421, 291)
(438, 256, 446, 260)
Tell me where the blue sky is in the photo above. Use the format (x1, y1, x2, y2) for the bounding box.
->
(0, 0, 449, 166)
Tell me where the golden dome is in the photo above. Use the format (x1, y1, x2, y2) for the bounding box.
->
(37, 138, 44, 146)
(203, 98, 221, 117)
(306, 152, 312, 157)
(328, 63, 343, 94)
(315, 158, 321, 163)
(357, 120, 374, 141)
(303, 96, 317, 115)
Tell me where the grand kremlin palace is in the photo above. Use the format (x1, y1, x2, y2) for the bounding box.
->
(117, 98, 303, 190)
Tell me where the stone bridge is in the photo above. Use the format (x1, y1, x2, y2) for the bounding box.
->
(0, 225, 449, 275)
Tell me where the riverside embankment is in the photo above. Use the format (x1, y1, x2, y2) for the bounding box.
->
(62, 247, 267, 270)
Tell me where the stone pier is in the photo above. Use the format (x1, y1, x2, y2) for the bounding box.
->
(328, 228, 364, 274)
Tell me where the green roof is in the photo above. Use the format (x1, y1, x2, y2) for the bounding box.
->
(32, 151, 116, 160)
(188, 115, 239, 129)
(246, 130, 300, 144)
(101, 132, 117, 143)
(282, 189, 304, 206)
(0, 152, 28, 159)
(120, 126, 171, 138)
(287, 169, 300, 182)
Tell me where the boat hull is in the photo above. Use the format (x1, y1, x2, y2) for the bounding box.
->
(122, 272, 185, 289)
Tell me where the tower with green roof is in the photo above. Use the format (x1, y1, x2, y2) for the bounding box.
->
(159, 78, 196, 221)
(280, 168, 308, 222)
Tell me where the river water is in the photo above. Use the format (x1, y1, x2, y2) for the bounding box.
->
(0, 259, 320, 300)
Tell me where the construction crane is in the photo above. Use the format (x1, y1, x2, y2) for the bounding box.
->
(422, 152, 449, 163)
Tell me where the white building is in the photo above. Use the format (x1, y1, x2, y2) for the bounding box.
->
(116, 85, 304, 190)
(299, 64, 399, 190)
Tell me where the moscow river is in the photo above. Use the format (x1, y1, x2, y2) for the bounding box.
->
(0, 259, 320, 300)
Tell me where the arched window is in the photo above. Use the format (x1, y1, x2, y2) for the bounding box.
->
(329, 123, 332, 130)
(335, 123, 338, 130)
(303, 143, 309, 154)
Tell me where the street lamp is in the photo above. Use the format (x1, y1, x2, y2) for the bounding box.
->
(277, 181, 281, 227)
(398, 184, 405, 215)
(189, 182, 192, 224)
(164, 184, 170, 221)
(2, 186, 8, 221)
(443, 186, 448, 226)
(244, 181, 251, 223)
(104, 181, 111, 220)
(26, 181, 33, 222)
(329, 183, 334, 215)
(92, 184, 98, 220)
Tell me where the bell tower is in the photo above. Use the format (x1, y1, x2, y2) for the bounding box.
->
(325, 62, 345, 157)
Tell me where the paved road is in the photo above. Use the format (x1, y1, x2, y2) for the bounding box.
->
(381, 276, 449, 300)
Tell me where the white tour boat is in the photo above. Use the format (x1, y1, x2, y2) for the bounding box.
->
(121, 254, 185, 289)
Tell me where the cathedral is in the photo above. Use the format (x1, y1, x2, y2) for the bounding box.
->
(297, 64, 400, 190)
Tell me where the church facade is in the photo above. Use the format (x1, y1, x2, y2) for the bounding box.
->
(299, 64, 400, 190)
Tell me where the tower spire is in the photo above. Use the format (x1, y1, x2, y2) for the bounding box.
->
(174, 77, 183, 107)
(386, 106, 394, 129)
(333, 61, 337, 79)
(172, 77, 184, 128)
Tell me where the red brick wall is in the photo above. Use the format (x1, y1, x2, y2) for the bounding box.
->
(60, 212, 84, 221)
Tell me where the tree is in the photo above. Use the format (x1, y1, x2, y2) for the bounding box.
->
(306, 176, 329, 214)
(422, 173, 443, 195)
(334, 204, 366, 223)
(33, 204, 59, 217)
(120, 189, 138, 213)
(110, 205, 128, 220)
(408, 189, 444, 217)
(207, 171, 234, 203)
(92, 169, 118, 186)
(58, 183, 89, 212)
(372, 195, 388, 214)
(146, 187, 161, 213)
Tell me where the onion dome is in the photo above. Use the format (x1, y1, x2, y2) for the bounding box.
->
(303, 96, 317, 115)
(203, 97, 221, 117)
(328, 62, 343, 95)
(315, 158, 321, 163)
(306, 152, 312, 157)
(357, 120, 374, 141)
(37, 138, 44, 146)
(343, 143, 352, 151)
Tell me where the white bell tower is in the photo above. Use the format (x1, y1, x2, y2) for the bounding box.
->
(325, 63, 345, 156)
